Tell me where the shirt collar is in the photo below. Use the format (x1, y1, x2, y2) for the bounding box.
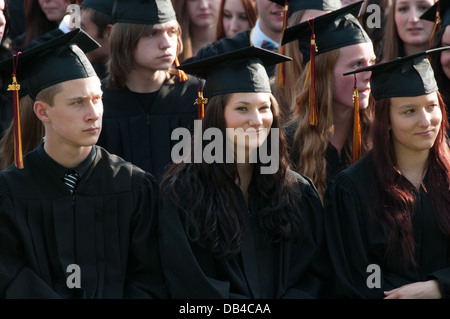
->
(37, 139, 97, 178)
(250, 19, 280, 49)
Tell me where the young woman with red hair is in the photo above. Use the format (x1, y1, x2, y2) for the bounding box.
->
(324, 48, 450, 299)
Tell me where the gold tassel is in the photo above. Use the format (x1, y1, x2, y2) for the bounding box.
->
(352, 75, 362, 163)
(7, 53, 23, 169)
(194, 76, 208, 119)
(308, 31, 318, 126)
(174, 57, 188, 82)
(278, 1, 289, 88)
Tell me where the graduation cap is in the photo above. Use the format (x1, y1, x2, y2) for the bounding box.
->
(81, 0, 114, 15)
(177, 46, 292, 119)
(343, 47, 450, 162)
(0, 28, 99, 169)
(288, 0, 342, 14)
(343, 47, 450, 100)
(112, 0, 176, 25)
(281, 1, 368, 63)
(421, 1, 450, 41)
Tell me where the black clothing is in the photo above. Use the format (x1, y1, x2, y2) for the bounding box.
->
(0, 143, 168, 298)
(324, 151, 450, 298)
(97, 76, 199, 180)
(159, 170, 327, 298)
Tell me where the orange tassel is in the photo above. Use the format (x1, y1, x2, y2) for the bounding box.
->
(174, 56, 188, 82)
(278, 1, 289, 88)
(308, 18, 318, 126)
(430, 1, 442, 47)
(352, 75, 362, 163)
(7, 53, 23, 169)
(194, 75, 208, 119)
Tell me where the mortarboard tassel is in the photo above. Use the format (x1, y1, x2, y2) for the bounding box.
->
(352, 74, 362, 163)
(430, 1, 442, 47)
(7, 53, 24, 169)
(278, 0, 289, 88)
(194, 75, 208, 120)
(174, 56, 188, 82)
(308, 18, 319, 126)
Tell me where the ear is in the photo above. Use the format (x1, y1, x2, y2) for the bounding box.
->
(34, 101, 50, 123)
(103, 24, 113, 39)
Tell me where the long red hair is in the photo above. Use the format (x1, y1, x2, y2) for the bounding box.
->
(371, 92, 450, 265)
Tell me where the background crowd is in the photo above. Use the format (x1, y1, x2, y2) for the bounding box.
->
(0, 0, 449, 300)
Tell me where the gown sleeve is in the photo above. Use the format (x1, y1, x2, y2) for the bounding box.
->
(323, 172, 385, 299)
(124, 171, 169, 298)
(0, 175, 63, 298)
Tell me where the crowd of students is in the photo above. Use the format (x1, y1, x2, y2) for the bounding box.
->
(0, 0, 449, 300)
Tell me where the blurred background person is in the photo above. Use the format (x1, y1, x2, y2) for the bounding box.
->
(80, 0, 113, 80)
(382, 0, 436, 62)
(172, 0, 220, 62)
(216, 0, 257, 39)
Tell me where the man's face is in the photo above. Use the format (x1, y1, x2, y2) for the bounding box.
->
(132, 20, 179, 72)
(43, 76, 103, 150)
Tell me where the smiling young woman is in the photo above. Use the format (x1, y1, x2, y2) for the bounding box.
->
(324, 47, 450, 299)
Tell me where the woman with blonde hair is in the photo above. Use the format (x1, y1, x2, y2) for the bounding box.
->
(382, 0, 436, 62)
(282, 1, 376, 200)
(172, 0, 221, 62)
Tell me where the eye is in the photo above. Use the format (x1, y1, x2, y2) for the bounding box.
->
(426, 104, 437, 111)
(397, 6, 408, 13)
(259, 105, 271, 111)
(235, 106, 248, 111)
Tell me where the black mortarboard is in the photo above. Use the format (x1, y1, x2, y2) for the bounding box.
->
(281, 0, 370, 63)
(81, 0, 114, 15)
(421, 0, 450, 28)
(0, 28, 99, 169)
(0, 28, 99, 100)
(288, 0, 342, 14)
(343, 47, 450, 100)
(112, 0, 176, 24)
(178, 46, 291, 118)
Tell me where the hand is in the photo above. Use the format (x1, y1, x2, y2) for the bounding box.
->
(384, 280, 442, 299)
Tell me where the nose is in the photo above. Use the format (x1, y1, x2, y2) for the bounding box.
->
(0, 12, 5, 27)
(199, 0, 209, 9)
(230, 17, 239, 32)
(159, 31, 172, 49)
(417, 108, 432, 127)
(408, 7, 420, 23)
(85, 99, 102, 122)
(248, 109, 263, 127)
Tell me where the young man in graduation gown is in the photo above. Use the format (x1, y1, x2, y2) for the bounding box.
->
(96, 0, 199, 180)
(0, 29, 168, 299)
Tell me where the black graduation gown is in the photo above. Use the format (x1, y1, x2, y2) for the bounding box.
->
(158, 170, 327, 298)
(0, 145, 168, 298)
(186, 29, 275, 78)
(324, 151, 450, 298)
(97, 77, 199, 180)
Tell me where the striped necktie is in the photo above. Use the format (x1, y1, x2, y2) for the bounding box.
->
(63, 170, 80, 194)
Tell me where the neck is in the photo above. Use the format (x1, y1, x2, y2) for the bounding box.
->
(43, 137, 92, 169)
(330, 102, 354, 154)
(403, 42, 428, 56)
(236, 162, 253, 205)
(190, 24, 217, 56)
(395, 147, 429, 190)
(125, 69, 167, 93)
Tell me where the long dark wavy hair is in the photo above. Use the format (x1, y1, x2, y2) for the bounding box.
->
(371, 92, 450, 266)
(160, 92, 304, 259)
